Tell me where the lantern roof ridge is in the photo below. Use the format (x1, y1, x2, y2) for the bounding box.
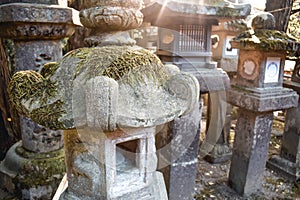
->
(143, 0, 251, 19)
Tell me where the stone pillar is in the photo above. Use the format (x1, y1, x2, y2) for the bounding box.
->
(229, 110, 273, 194)
(0, 1, 78, 199)
(227, 13, 299, 196)
(267, 61, 300, 180)
(156, 102, 201, 200)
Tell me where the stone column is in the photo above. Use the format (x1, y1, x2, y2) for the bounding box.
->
(0, 1, 78, 199)
(267, 62, 300, 180)
(227, 13, 299, 196)
(156, 102, 201, 200)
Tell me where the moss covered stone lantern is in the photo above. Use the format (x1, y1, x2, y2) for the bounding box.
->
(227, 12, 299, 196)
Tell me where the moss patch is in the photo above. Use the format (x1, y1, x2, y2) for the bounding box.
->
(13, 147, 65, 196)
(232, 29, 300, 52)
(73, 46, 169, 86)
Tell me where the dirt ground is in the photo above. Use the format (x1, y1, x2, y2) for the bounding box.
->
(195, 110, 300, 200)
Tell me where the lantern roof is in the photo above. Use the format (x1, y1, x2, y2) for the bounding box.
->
(231, 13, 300, 53)
(142, 0, 251, 26)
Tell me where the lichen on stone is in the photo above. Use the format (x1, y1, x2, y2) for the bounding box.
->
(73, 45, 169, 86)
(231, 29, 300, 52)
(14, 146, 65, 192)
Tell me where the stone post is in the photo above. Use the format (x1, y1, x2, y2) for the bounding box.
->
(267, 61, 300, 180)
(0, 1, 79, 199)
(227, 13, 299, 196)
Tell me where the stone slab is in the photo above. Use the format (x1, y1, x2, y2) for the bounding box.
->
(0, 3, 75, 24)
(228, 86, 299, 112)
(0, 0, 66, 5)
(267, 155, 300, 181)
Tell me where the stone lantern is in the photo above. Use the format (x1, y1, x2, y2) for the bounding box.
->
(212, 19, 249, 73)
(228, 13, 299, 195)
(0, 1, 79, 199)
(142, 1, 250, 198)
(7, 0, 200, 199)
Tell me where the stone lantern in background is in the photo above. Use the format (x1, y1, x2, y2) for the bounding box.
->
(0, 1, 79, 199)
(228, 13, 299, 195)
(142, 2, 251, 198)
(212, 19, 249, 75)
(267, 58, 300, 180)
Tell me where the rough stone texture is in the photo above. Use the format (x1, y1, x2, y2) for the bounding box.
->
(235, 50, 285, 88)
(0, 141, 65, 200)
(142, 0, 251, 20)
(21, 116, 63, 153)
(14, 41, 62, 72)
(0, 0, 67, 5)
(156, 101, 201, 200)
(61, 128, 168, 200)
(228, 110, 273, 196)
(267, 80, 300, 180)
(85, 76, 118, 131)
(228, 86, 299, 112)
(9, 46, 200, 131)
(0, 3, 79, 40)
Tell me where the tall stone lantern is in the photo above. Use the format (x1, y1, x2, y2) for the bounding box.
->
(142, 1, 250, 198)
(7, 0, 200, 199)
(228, 13, 299, 195)
(0, 1, 79, 199)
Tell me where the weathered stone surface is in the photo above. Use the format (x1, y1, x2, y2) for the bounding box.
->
(227, 12, 300, 196)
(267, 99, 300, 181)
(251, 12, 275, 30)
(79, 6, 143, 30)
(0, 3, 79, 39)
(228, 86, 299, 112)
(21, 116, 63, 153)
(156, 102, 201, 200)
(228, 110, 273, 195)
(142, 0, 251, 21)
(0, 142, 65, 200)
(180, 66, 230, 93)
(61, 127, 168, 200)
(0, 0, 67, 5)
(9, 46, 199, 131)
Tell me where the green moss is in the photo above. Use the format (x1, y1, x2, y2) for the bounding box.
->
(232, 29, 300, 51)
(216, 7, 239, 17)
(40, 62, 60, 79)
(73, 46, 169, 86)
(8, 71, 59, 116)
(30, 100, 66, 130)
(14, 147, 65, 190)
